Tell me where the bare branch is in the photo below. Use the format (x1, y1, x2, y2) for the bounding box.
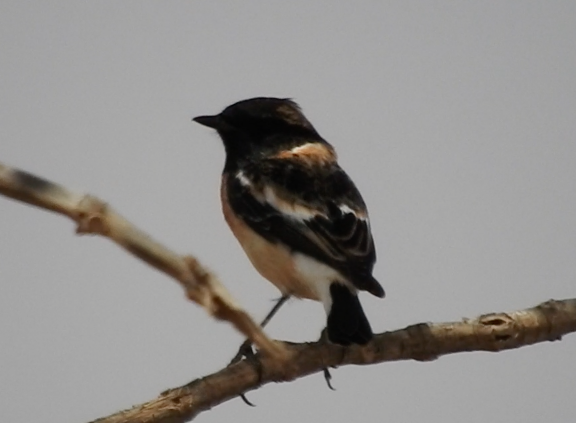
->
(2, 162, 574, 422)
(91, 298, 576, 423)
(0, 161, 286, 360)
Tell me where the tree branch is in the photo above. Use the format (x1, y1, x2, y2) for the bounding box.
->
(90, 298, 576, 423)
(2, 162, 574, 423)
(0, 161, 285, 360)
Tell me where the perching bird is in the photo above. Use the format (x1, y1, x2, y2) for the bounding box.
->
(193, 97, 384, 345)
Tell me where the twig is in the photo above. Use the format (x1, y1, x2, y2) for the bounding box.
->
(0, 161, 286, 360)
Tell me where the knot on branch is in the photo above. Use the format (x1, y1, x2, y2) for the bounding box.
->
(75, 196, 110, 235)
(182, 255, 233, 316)
(477, 312, 518, 347)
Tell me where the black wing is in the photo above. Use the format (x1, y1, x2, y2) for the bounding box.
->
(226, 158, 384, 298)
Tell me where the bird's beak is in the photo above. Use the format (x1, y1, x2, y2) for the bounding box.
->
(192, 114, 222, 129)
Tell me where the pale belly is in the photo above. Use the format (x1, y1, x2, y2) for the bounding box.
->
(220, 176, 322, 300)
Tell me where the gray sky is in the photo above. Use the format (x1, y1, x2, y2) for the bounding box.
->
(1, 2, 575, 422)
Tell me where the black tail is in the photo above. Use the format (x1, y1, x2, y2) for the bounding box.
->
(326, 283, 373, 345)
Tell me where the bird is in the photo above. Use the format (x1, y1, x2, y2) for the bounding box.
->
(193, 97, 384, 345)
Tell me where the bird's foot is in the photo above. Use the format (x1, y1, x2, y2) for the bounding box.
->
(228, 339, 254, 367)
(318, 328, 340, 391)
(227, 294, 290, 406)
(228, 340, 263, 406)
(323, 367, 336, 391)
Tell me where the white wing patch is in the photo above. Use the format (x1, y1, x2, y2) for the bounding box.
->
(338, 203, 368, 221)
(235, 171, 367, 224)
(262, 185, 317, 221)
(236, 170, 318, 222)
(236, 171, 252, 188)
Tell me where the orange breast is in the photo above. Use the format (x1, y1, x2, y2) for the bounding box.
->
(220, 175, 319, 300)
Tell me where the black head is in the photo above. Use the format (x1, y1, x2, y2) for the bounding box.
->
(193, 97, 323, 161)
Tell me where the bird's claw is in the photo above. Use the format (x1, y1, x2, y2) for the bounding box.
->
(228, 339, 255, 366)
(229, 340, 264, 406)
(323, 367, 336, 391)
